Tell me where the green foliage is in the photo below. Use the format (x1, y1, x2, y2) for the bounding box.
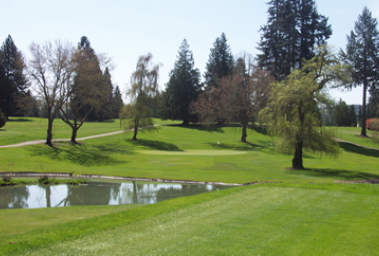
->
(260, 47, 351, 169)
(0, 35, 28, 118)
(121, 103, 156, 134)
(258, 0, 332, 81)
(335, 99, 357, 127)
(123, 53, 160, 140)
(204, 33, 234, 88)
(164, 39, 201, 124)
(38, 175, 49, 184)
(341, 7, 379, 135)
(0, 109, 6, 128)
(2, 173, 11, 182)
(113, 85, 123, 118)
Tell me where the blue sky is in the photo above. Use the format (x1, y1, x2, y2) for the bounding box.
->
(1, 0, 379, 105)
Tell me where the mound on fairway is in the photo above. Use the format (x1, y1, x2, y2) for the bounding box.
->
(137, 150, 248, 156)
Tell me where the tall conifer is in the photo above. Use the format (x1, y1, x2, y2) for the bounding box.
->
(341, 7, 379, 136)
(0, 35, 28, 119)
(165, 39, 201, 124)
(257, 0, 332, 81)
(204, 33, 234, 88)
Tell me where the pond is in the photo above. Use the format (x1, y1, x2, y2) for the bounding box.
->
(0, 181, 233, 209)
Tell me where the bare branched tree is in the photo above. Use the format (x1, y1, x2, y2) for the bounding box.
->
(191, 62, 273, 142)
(28, 41, 73, 146)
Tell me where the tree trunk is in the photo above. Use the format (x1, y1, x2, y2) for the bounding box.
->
(132, 117, 139, 140)
(45, 186, 51, 208)
(71, 127, 78, 143)
(241, 123, 247, 142)
(292, 138, 304, 169)
(361, 79, 367, 136)
(182, 118, 189, 126)
(46, 117, 54, 147)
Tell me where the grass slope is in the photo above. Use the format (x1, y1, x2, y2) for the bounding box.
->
(1, 184, 378, 255)
(337, 127, 379, 149)
(1, 125, 379, 183)
(0, 204, 142, 237)
(0, 117, 180, 146)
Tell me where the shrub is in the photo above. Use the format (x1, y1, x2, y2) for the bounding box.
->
(0, 110, 6, 128)
(368, 118, 379, 131)
(2, 173, 12, 183)
(38, 175, 49, 184)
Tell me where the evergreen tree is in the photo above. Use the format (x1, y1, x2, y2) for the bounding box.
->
(99, 67, 114, 120)
(341, 7, 379, 136)
(165, 39, 201, 124)
(257, 0, 332, 81)
(113, 85, 124, 118)
(349, 105, 357, 126)
(0, 35, 28, 119)
(59, 36, 103, 143)
(75, 36, 111, 122)
(335, 99, 356, 126)
(204, 33, 234, 88)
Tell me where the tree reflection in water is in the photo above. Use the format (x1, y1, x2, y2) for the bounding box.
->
(0, 186, 29, 209)
(0, 182, 231, 209)
(56, 182, 121, 207)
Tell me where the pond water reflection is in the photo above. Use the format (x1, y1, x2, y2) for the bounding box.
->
(0, 181, 232, 209)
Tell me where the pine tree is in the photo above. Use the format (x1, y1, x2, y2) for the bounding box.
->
(341, 7, 379, 136)
(113, 85, 123, 118)
(0, 35, 28, 119)
(165, 39, 201, 125)
(257, 0, 332, 81)
(204, 33, 234, 88)
(99, 67, 114, 120)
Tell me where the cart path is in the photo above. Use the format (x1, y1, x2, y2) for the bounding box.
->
(0, 125, 162, 148)
(0, 130, 125, 148)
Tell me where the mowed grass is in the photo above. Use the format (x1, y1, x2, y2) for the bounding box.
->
(1, 121, 379, 254)
(337, 126, 379, 149)
(1, 125, 379, 183)
(1, 184, 379, 255)
(0, 204, 142, 237)
(0, 117, 180, 146)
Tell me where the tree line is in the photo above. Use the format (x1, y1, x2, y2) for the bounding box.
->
(1, 1, 379, 170)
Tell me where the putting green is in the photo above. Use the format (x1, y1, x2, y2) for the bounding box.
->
(137, 150, 247, 156)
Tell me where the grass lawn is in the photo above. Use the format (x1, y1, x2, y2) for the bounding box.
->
(337, 126, 379, 149)
(0, 204, 142, 237)
(1, 183, 378, 255)
(1, 125, 379, 183)
(0, 117, 180, 146)
(1, 120, 379, 254)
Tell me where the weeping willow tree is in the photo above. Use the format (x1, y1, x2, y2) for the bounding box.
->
(121, 54, 159, 140)
(259, 46, 351, 169)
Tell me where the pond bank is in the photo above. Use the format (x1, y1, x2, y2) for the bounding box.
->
(0, 171, 244, 186)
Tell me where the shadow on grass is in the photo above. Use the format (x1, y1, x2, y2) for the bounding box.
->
(286, 167, 379, 180)
(207, 142, 265, 151)
(166, 124, 224, 133)
(28, 143, 131, 166)
(128, 139, 182, 151)
(339, 142, 379, 158)
(0, 129, 5, 131)
(249, 126, 268, 136)
(8, 118, 33, 122)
